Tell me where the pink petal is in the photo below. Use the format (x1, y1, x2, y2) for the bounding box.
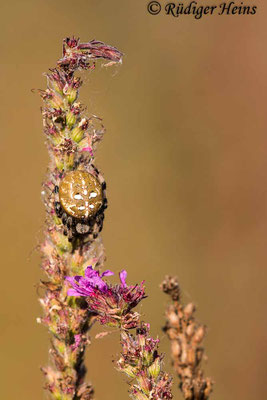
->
(101, 269, 114, 277)
(67, 288, 81, 297)
(82, 146, 94, 156)
(119, 270, 127, 287)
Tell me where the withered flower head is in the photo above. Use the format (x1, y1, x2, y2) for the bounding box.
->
(58, 37, 123, 71)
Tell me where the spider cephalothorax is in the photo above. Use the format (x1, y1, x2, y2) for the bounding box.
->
(54, 167, 107, 241)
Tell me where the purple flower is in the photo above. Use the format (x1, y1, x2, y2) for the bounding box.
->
(65, 266, 113, 297)
(81, 146, 94, 157)
(66, 266, 146, 328)
(119, 270, 127, 288)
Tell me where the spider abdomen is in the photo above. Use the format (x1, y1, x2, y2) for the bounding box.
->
(53, 168, 107, 242)
(59, 170, 103, 219)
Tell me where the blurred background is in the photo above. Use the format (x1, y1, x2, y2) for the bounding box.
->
(0, 0, 266, 399)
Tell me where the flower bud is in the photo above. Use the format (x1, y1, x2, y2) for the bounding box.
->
(66, 87, 78, 104)
(143, 349, 154, 366)
(71, 126, 84, 143)
(65, 152, 74, 170)
(70, 118, 88, 143)
(122, 365, 137, 378)
(138, 333, 146, 348)
(136, 372, 152, 395)
(49, 92, 64, 109)
(66, 111, 76, 128)
(148, 357, 161, 379)
(49, 79, 63, 95)
(55, 156, 64, 171)
(51, 134, 63, 147)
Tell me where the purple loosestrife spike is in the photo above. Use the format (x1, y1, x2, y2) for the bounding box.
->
(38, 37, 122, 400)
(66, 271, 173, 399)
(45, 38, 172, 400)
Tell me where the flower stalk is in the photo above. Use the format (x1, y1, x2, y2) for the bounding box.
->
(117, 323, 173, 400)
(38, 37, 122, 399)
(66, 267, 173, 399)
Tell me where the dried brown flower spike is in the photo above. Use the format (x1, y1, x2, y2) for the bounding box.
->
(161, 276, 213, 400)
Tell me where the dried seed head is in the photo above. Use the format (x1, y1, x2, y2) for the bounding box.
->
(160, 276, 181, 301)
(161, 275, 213, 400)
(59, 170, 103, 219)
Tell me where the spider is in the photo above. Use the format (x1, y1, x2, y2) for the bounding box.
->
(54, 167, 107, 241)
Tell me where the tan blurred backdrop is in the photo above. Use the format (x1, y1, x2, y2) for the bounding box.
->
(0, 0, 266, 399)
